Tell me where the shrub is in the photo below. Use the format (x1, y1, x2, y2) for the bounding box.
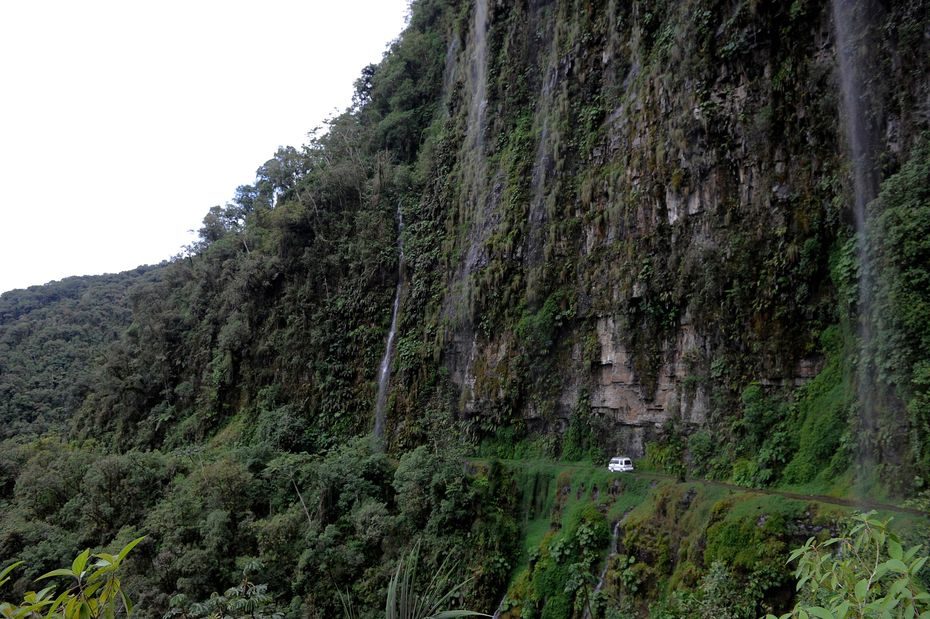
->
(769, 512, 930, 618)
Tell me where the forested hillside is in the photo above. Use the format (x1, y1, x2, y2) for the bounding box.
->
(0, 268, 154, 438)
(1, 0, 930, 617)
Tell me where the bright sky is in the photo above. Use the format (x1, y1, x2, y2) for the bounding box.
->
(0, 0, 409, 293)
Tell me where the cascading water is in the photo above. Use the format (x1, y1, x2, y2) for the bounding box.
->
(582, 521, 622, 619)
(831, 0, 880, 470)
(454, 0, 489, 304)
(444, 0, 488, 407)
(466, 0, 488, 161)
(526, 12, 559, 299)
(373, 207, 404, 443)
(441, 39, 459, 106)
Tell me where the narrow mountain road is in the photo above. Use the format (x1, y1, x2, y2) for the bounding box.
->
(633, 471, 930, 517)
(470, 458, 930, 518)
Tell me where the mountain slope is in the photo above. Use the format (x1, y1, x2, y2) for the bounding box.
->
(0, 0, 929, 616)
(0, 268, 154, 437)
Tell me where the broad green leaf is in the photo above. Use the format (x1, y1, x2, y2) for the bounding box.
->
(0, 562, 23, 585)
(889, 539, 904, 561)
(36, 568, 76, 581)
(891, 578, 910, 597)
(34, 586, 55, 601)
(886, 558, 908, 574)
(120, 589, 134, 615)
(798, 575, 810, 591)
(71, 549, 90, 578)
(911, 557, 928, 574)
(116, 537, 145, 564)
(806, 607, 835, 619)
(83, 580, 103, 598)
(64, 595, 78, 619)
(837, 600, 851, 618)
(875, 563, 890, 580)
(45, 589, 70, 619)
(855, 578, 869, 601)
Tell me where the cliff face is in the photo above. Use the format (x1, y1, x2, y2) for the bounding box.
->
(5, 0, 927, 484)
(381, 0, 930, 465)
(1, 1, 929, 615)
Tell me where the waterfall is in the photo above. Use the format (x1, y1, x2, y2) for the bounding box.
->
(582, 521, 622, 619)
(373, 206, 404, 443)
(526, 12, 559, 298)
(441, 37, 460, 110)
(456, 0, 489, 311)
(831, 0, 880, 465)
(443, 0, 489, 407)
(466, 0, 488, 162)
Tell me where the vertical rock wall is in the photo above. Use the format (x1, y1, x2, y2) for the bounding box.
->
(394, 0, 930, 456)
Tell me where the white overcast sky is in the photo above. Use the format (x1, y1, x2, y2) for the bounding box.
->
(0, 0, 410, 293)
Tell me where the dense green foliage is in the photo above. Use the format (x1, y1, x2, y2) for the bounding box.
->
(769, 512, 930, 619)
(0, 270, 152, 438)
(2, 0, 927, 481)
(1, 0, 930, 616)
(0, 437, 519, 618)
(0, 537, 142, 619)
(870, 138, 930, 484)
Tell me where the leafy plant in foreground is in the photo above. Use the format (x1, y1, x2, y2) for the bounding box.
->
(767, 512, 929, 619)
(341, 540, 488, 619)
(163, 561, 284, 619)
(0, 536, 143, 619)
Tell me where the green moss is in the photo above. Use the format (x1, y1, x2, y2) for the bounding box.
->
(871, 136, 930, 484)
(703, 496, 803, 570)
(783, 326, 850, 485)
(539, 594, 571, 619)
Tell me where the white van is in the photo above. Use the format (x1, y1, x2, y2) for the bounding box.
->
(607, 456, 634, 472)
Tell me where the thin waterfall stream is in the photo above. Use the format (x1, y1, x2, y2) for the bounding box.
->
(582, 520, 622, 619)
(443, 0, 489, 408)
(525, 10, 558, 298)
(831, 0, 880, 471)
(453, 0, 489, 317)
(373, 206, 404, 443)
